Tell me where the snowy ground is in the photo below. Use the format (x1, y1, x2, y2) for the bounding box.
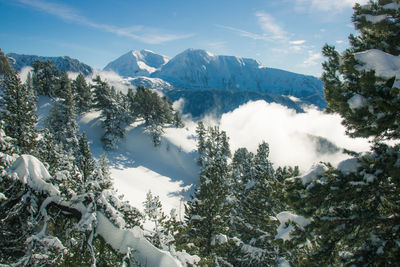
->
(77, 111, 199, 223)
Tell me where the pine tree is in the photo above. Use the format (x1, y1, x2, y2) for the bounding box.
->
(231, 143, 281, 266)
(45, 72, 78, 153)
(322, 0, 400, 141)
(0, 50, 12, 76)
(195, 121, 207, 166)
(101, 96, 126, 150)
(72, 73, 91, 113)
(183, 125, 234, 264)
(285, 1, 400, 265)
(92, 75, 111, 110)
(76, 134, 95, 183)
(0, 71, 38, 154)
(32, 60, 60, 96)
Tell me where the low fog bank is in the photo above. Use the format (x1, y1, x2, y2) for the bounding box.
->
(218, 101, 370, 172)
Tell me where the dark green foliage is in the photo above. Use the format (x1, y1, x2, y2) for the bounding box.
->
(76, 134, 95, 182)
(32, 60, 60, 96)
(101, 95, 126, 150)
(182, 125, 233, 264)
(282, 1, 400, 265)
(286, 144, 400, 265)
(0, 50, 12, 76)
(322, 0, 400, 141)
(72, 73, 92, 113)
(230, 143, 283, 266)
(0, 71, 38, 154)
(45, 73, 78, 152)
(92, 75, 111, 110)
(196, 121, 206, 166)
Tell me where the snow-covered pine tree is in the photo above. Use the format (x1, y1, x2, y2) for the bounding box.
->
(76, 134, 95, 183)
(0, 120, 16, 175)
(0, 71, 39, 154)
(32, 60, 60, 96)
(182, 125, 234, 265)
(285, 1, 400, 265)
(92, 75, 111, 110)
(0, 50, 12, 76)
(72, 73, 92, 113)
(143, 191, 168, 248)
(195, 121, 207, 166)
(101, 95, 126, 150)
(231, 142, 281, 266)
(323, 0, 400, 141)
(45, 72, 79, 153)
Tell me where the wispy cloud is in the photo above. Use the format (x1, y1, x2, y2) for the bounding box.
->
(294, 0, 369, 12)
(289, 40, 306, 45)
(217, 25, 272, 41)
(255, 11, 288, 41)
(220, 12, 308, 47)
(16, 0, 193, 44)
(302, 50, 323, 66)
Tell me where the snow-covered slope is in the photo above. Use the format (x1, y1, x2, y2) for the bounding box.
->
(128, 76, 175, 92)
(77, 110, 199, 219)
(104, 50, 169, 77)
(152, 49, 325, 106)
(7, 53, 93, 75)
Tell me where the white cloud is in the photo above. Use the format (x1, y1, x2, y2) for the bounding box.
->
(16, 0, 193, 44)
(302, 50, 323, 66)
(289, 40, 306, 45)
(255, 12, 288, 41)
(217, 25, 272, 42)
(294, 0, 369, 12)
(218, 101, 370, 171)
(87, 69, 133, 94)
(18, 66, 33, 83)
(336, 40, 345, 44)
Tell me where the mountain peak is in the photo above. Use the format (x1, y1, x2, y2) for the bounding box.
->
(104, 49, 169, 77)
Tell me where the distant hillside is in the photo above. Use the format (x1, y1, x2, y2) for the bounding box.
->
(7, 53, 93, 75)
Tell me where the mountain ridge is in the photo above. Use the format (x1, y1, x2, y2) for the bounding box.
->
(105, 48, 325, 108)
(7, 53, 93, 75)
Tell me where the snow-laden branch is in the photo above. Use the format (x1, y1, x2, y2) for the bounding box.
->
(8, 154, 183, 267)
(96, 212, 182, 267)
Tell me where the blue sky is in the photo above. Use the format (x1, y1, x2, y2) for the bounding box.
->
(0, 0, 367, 77)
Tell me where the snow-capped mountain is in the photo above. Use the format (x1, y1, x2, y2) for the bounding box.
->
(104, 49, 169, 77)
(153, 49, 324, 103)
(7, 53, 93, 75)
(105, 48, 325, 108)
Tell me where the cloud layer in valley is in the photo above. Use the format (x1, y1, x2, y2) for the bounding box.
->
(218, 100, 370, 172)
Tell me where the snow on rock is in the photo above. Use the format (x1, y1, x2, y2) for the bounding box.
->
(0, 192, 7, 201)
(211, 234, 228, 246)
(277, 257, 291, 267)
(9, 155, 59, 196)
(297, 163, 328, 185)
(275, 211, 312, 241)
(362, 14, 387, 23)
(383, 2, 400, 9)
(337, 157, 360, 174)
(96, 212, 182, 267)
(347, 94, 367, 110)
(354, 49, 400, 88)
